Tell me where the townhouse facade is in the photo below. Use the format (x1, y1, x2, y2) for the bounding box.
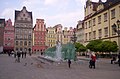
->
(3, 19, 14, 53)
(62, 27, 69, 44)
(33, 19, 46, 54)
(14, 6, 33, 53)
(83, 0, 120, 49)
(54, 24, 63, 43)
(46, 27, 57, 47)
(46, 25, 74, 47)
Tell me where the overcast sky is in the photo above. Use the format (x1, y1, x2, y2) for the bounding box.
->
(0, 0, 106, 28)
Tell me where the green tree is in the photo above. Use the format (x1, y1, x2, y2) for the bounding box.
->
(75, 42, 80, 52)
(98, 41, 118, 53)
(75, 42, 87, 52)
(86, 40, 102, 52)
(78, 44, 87, 52)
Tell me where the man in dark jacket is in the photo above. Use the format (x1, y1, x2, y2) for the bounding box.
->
(17, 51, 21, 62)
(68, 59, 71, 68)
(118, 53, 120, 67)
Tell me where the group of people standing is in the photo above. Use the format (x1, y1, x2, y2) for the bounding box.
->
(15, 50, 27, 62)
(89, 52, 120, 69)
(8, 50, 27, 63)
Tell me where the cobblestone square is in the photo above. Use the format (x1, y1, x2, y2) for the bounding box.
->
(0, 54, 120, 79)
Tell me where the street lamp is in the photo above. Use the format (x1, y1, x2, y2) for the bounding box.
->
(112, 20, 120, 53)
(70, 28, 77, 61)
(71, 28, 77, 44)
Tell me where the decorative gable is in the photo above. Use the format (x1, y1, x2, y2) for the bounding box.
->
(97, 1, 104, 11)
(17, 8, 31, 22)
(15, 6, 32, 23)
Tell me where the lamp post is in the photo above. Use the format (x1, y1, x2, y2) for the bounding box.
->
(70, 28, 77, 61)
(112, 20, 120, 53)
(71, 28, 77, 44)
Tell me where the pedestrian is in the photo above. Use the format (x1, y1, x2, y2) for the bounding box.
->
(111, 56, 116, 64)
(14, 51, 17, 58)
(68, 59, 71, 68)
(8, 50, 11, 56)
(89, 52, 96, 69)
(22, 51, 24, 58)
(118, 53, 120, 67)
(17, 51, 21, 62)
(24, 51, 27, 58)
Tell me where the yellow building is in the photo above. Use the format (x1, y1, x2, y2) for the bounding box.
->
(46, 25, 74, 47)
(62, 27, 73, 44)
(46, 27, 56, 47)
(84, 0, 120, 50)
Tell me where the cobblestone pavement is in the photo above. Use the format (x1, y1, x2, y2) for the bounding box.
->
(0, 54, 120, 79)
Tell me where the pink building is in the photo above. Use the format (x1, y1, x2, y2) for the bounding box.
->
(33, 19, 47, 54)
(3, 19, 14, 53)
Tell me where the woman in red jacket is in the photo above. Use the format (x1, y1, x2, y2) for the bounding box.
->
(89, 52, 96, 69)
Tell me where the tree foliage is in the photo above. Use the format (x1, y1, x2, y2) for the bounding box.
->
(75, 42, 87, 52)
(97, 41, 118, 52)
(86, 40, 118, 53)
(86, 40, 102, 52)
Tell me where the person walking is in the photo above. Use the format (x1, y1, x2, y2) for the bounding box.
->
(14, 51, 17, 58)
(111, 56, 116, 64)
(90, 52, 96, 69)
(24, 51, 27, 58)
(17, 51, 21, 62)
(68, 59, 71, 68)
(8, 50, 11, 56)
(22, 51, 24, 58)
(118, 53, 120, 67)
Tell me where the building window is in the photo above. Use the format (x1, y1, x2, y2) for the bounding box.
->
(16, 36, 17, 39)
(85, 33, 87, 41)
(98, 15, 101, 24)
(24, 41, 27, 46)
(89, 32, 91, 40)
(104, 27, 108, 37)
(21, 18, 23, 20)
(20, 41, 23, 46)
(89, 20, 91, 28)
(98, 29, 102, 39)
(16, 41, 18, 45)
(93, 31, 96, 39)
(104, 13, 107, 22)
(28, 35, 31, 39)
(111, 9, 115, 19)
(28, 41, 31, 46)
(8, 38, 10, 40)
(23, 14, 25, 17)
(93, 18, 95, 26)
(112, 28, 116, 35)
(25, 18, 27, 21)
(85, 22, 87, 29)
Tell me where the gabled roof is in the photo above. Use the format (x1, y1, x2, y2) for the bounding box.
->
(15, 6, 32, 22)
(84, 0, 120, 21)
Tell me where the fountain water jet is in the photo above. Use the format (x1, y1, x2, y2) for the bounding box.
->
(55, 41, 62, 61)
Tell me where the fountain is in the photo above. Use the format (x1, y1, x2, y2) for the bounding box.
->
(39, 42, 76, 63)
